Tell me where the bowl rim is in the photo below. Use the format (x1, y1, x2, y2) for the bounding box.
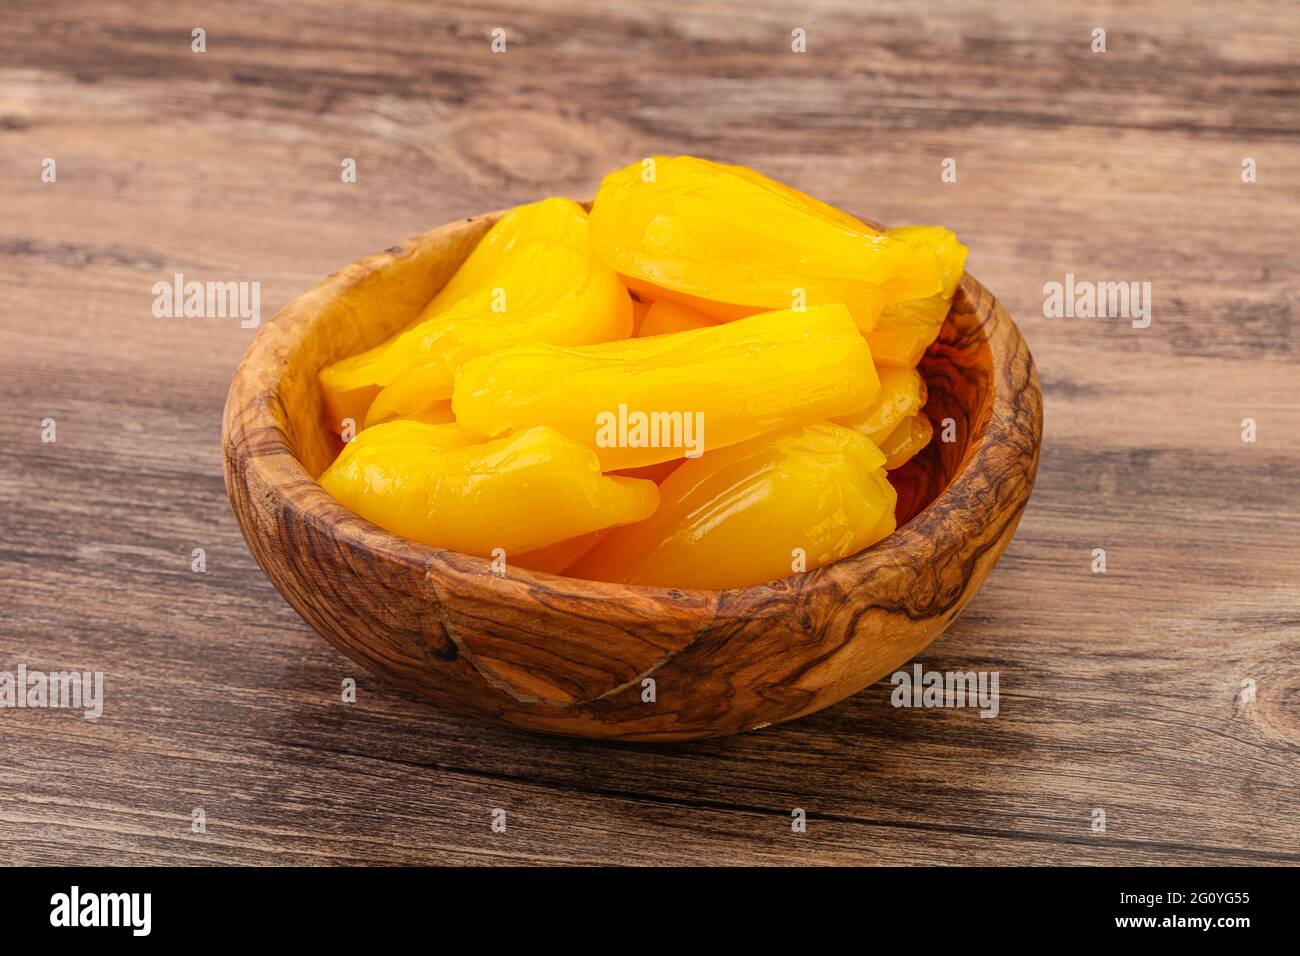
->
(223, 205, 1040, 625)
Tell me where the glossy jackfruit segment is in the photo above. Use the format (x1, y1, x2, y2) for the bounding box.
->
(451, 304, 881, 470)
(867, 225, 968, 367)
(621, 275, 764, 323)
(385, 420, 480, 450)
(313, 162, 964, 587)
(630, 296, 652, 333)
(325, 383, 383, 434)
(362, 374, 460, 429)
(317, 421, 658, 556)
(365, 399, 455, 429)
(511, 530, 607, 575)
(319, 198, 632, 430)
(635, 298, 716, 337)
(613, 459, 686, 485)
(569, 422, 897, 589)
(889, 226, 966, 300)
(835, 366, 927, 445)
(877, 413, 934, 470)
(862, 325, 941, 369)
(589, 156, 942, 330)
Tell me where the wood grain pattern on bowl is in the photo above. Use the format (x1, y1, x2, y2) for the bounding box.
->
(221, 205, 1043, 741)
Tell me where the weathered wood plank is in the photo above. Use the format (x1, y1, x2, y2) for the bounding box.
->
(1, 0, 1297, 864)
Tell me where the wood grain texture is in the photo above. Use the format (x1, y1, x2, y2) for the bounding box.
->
(2, 0, 1298, 863)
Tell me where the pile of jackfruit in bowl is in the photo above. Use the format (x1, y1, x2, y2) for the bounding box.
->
(317, 156, 966, 589)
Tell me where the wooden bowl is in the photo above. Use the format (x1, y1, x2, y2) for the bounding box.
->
(222, 205, 1042, 741)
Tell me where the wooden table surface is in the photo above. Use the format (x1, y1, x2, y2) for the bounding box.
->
(2, 0, 1297, 866)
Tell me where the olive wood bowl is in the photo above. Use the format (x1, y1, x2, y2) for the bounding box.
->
(222, 203, 1042, 741)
